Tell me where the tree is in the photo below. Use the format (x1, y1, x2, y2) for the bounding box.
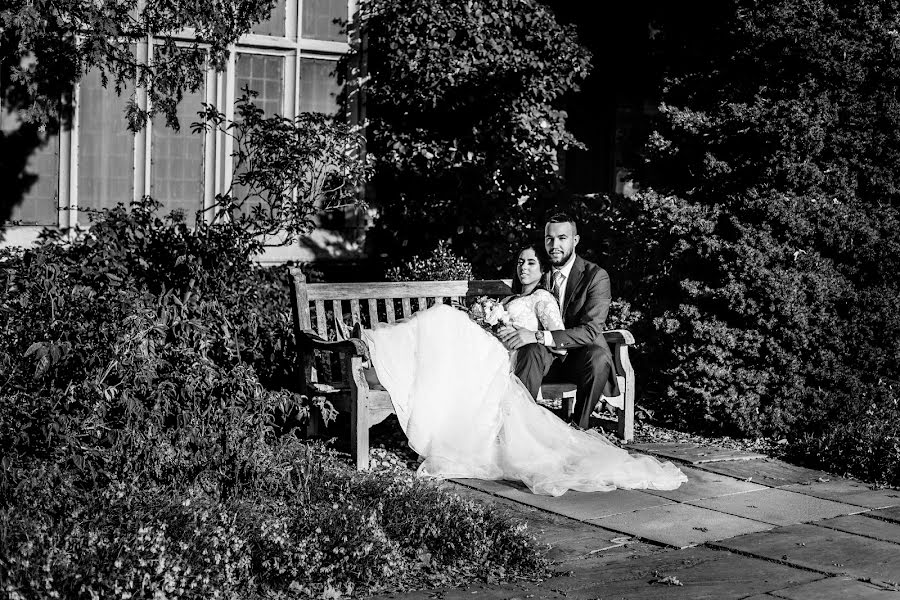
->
(0, 0, 276, 233)
(347, 0, 591, 275)
(193, 91, 371, 244)
(609, 0, 900, 451)
(640, 0, 900, 207)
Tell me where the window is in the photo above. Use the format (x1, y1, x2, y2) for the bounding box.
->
(251, 0, 287, 37)
(150, 83, 206, 225)
(77, 68, 134, 216)
(302, 0, 348, 42)
(236, 53, 286, 116)
(299, 58, 341, 116)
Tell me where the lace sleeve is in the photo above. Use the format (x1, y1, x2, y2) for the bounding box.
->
(534, 290, 564, 331)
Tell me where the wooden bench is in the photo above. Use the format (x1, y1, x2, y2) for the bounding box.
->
(288, 267, 636, 470)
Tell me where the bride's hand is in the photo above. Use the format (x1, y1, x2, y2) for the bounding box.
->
(497, 326, 537, 350)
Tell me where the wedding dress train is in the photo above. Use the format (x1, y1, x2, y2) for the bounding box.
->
(361, 303, 687, 497)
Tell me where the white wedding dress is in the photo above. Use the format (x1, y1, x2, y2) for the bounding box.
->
(361, 293, 687, 497)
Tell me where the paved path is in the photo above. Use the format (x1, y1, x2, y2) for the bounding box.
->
(368, 443, 900, 599)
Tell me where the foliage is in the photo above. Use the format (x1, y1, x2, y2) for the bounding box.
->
(1, 444, 547, 599)
(0, 201, 547, 595)
(784, 390, 900, 487)
(348, 0, 591, 274)
(193, 91, 372, 243)
(1, 0, 274, 131)
(385, 240, 474, 282)
(592, 0, 900, 485)
(599, 186, 900, 446)
(640, 0, 900, 205)
(0, 200, 315, 494)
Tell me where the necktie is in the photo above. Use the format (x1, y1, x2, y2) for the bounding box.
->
(552, 270, 565, 306)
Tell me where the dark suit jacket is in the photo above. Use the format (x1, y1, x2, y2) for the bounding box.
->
(545, 255, 611, 349)
(544, 255, 620, 398)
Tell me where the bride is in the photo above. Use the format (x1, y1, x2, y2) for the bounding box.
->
(361, 244, 687, 497)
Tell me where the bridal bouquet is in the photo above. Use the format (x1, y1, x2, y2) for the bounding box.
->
(467, 296, 511, 333)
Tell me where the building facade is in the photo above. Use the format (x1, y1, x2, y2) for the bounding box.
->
(3, 0, 361, 264)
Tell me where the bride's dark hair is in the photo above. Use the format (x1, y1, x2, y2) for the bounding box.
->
(511, 243, 551, 294)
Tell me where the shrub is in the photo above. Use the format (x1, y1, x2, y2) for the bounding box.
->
(385, 240, 474, 282)
(784, 392, 900, 487)
(0, 200, 548, 595)
(1, 443, 547, 599)
(585, 188, 900, 487)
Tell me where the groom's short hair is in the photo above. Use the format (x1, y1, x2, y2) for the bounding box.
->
(546, 212, 578, 235)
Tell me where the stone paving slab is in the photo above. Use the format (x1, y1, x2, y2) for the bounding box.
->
(642, 465, 768, 502)
(451, 477, 520, 496)
(630, 442, 768, 463)
(688, 488, 863, 526)
(781, 479, 900, 509)
(713, 523, 900, 586)
(587, 502, 774, 548)
(815, 514, 900, 544)
(868, 506, 900, 523)
(532, 546, 823, 600)
(444, 482, 656, 564)
(491, 484, 676, 521)
(746, 577, 900, 599)
(694, 458, 836, 487)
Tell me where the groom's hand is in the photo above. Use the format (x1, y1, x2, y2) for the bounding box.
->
(498, 326, 537, 350)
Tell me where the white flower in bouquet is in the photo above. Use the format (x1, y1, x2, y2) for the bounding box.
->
(467, 297, 510, 332)
(483, 300, 510, 327)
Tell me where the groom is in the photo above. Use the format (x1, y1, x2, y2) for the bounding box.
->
(499, 212, 620, 429)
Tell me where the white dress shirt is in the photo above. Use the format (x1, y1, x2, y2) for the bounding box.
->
(542, 253, 577, 348)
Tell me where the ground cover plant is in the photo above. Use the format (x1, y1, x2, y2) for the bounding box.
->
(0, 200, 548, 598)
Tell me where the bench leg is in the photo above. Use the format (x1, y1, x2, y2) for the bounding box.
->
(347, 356, 371, 470)
(616, 386, 634, 442)
(562, 396, 575, 420)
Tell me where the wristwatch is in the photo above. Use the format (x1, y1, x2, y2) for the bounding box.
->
(535, 330, 545, 345)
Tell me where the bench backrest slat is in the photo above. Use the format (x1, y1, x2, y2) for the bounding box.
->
(367, 298, 379, 326)
(303, 280, 514, 301)
(315, 300, 327, 337)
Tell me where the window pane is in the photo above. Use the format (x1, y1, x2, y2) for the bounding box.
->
(235, 53, 285, 116)
(150, 85, 206, 226)
(299, 58, 341, 116)
(302, 0, 347, 42)
(234, 54, 285, 215)
(9, 134, 59, 226)
(250, 0, 286, 37)
(77, 69, 134, 218)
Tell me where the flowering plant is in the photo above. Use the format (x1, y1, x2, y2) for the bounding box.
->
(467, 296, 511, 333)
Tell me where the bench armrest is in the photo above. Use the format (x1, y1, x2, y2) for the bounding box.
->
(296, 328, 370, 359)
(603, 329, 635, 346)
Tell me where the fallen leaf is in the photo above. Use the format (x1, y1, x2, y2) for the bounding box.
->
(650, 571, 683, 586)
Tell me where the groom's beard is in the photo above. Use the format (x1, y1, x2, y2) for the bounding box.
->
(548, 247, 574, 267)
